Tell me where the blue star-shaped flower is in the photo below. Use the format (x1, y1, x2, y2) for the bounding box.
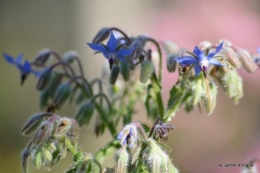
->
(3, 53, 42, 84)
(87, 32, 132, 69)
(175, 42, 224, 76)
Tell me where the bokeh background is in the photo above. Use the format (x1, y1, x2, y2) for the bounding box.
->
(1, 1, 260, 173)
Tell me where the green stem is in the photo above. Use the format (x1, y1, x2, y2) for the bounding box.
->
(150, 73, 164, 118)
(91, 93, 112, 114)
(65, 137, 78, 157)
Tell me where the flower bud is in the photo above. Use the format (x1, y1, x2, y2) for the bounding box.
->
(42, 147, 53, 161)
(117, 124, 138, 148)
(140, 60, 154, 83)
(115, 147, 129, 173)
(223, 47, 241, 68)
(92, 27, 111, 44)
(34, 149, 42, 169)
(166, 53, 178, 72)
(53, 83, 72, 107)
(204, 81, 217, 115)
(33, 118, 54, 146)
(35, 49, 52, 65)
(119, 61, 130, 81)
(130, 38, 143, 61)
(67, 119, 79, 146)
(162, 40, 179, 54)
(48, 73, 63, 97)
(54, 117, 72, 138)
(144, 139, 174, 173)
(238, 49, 257, 73)
(21, 113, 52, 136)
(221, 69, 243, 104)
(63, 51, 79, 64)
(192, 73, 205, 106)
(36, 69, 52, 91)
(75, 101, 95, 126)
(110, 63, 120, 85)
(21, 148, 33, 173)
(40, 90, 50, 110)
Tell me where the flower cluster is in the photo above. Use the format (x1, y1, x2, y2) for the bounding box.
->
(21, 113, 79, 173)
(3, 27, 260, 173)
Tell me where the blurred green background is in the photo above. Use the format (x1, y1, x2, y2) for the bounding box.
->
(1, 1, 260, 173)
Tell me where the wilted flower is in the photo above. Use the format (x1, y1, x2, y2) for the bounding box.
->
(154, 122, 174, 141)
(175, 42, 224, 76)
(87, 32, 132, 69)
(3, 53, 42, 84)
(117, 124, 138, 148)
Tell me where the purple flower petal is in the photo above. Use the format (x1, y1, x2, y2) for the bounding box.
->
(106, 32, 118, 53)
(194, 64, 202, 76)
(117, 48, 132, 56)
(193, 46, 203, 57)
(23, 60, 32, 73)
(175, 56, 198, 66)
(208, 42, 223, 58)
(15, 53, 24, 64)
(209, 58, 223, 66)
(87, 43, 108, 54)
(3, 53, 14, 63)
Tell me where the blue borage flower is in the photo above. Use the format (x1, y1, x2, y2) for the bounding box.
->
(175, 42, 224, 76)
(3, 53, 42, 84)
(87, 32, 132, 69)
(117, 124, 138, 148)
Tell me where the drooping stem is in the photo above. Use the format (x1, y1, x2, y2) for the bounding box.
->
(144, 37, 163, 83)
(110, 27, 131, 44)
(148, 117, 161, 138)
(91, 93, 113, 114)
(49, 61, 76, 77)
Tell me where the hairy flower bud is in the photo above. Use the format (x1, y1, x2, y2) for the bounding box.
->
(36, 69, 52, 91)
(75, 101, 95, 126)
(238, 49, 257, 73)
(110, 63, 120, 85)
(33, 117, 55, 146)
(21, 113, 52, 136)
(21, 148, 33, 173)
(140, 60, 154, 83)
(144, 139, 177, 173)
(34, 49, 52, 65)
(115, 147, 129, 173)
(119, 61, 130, 81)
(53, 83, 72, 107)
(223, 47, 241, 68)
(192, 73, 205, 106)
(54, 117, 72, 138)
(222, 69, 243, 104)
(34, 149, 42, 169)
(92, 27, 111, 44)
(166, 53, 178, 72)
(204, 81, 217, 115)
(130, 38, 143, 61)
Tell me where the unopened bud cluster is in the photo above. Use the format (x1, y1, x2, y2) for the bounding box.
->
(114, 119, 178, 173)
(21, 113, 79, 173)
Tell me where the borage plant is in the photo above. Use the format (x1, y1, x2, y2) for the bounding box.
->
(3, 27, 260, 173)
